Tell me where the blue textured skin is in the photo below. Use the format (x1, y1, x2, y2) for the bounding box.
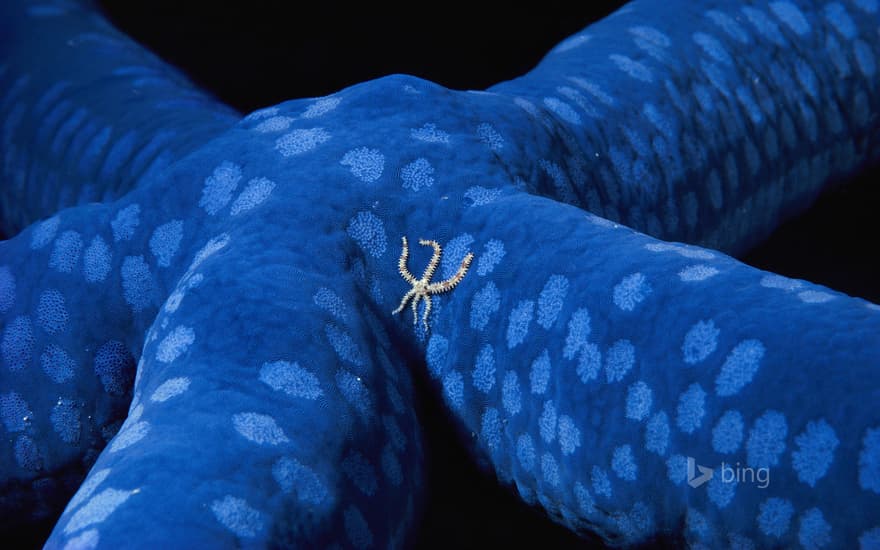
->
(2, 0, 880, 548)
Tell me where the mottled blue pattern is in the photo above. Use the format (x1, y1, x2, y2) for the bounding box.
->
(1, 0, 880, 548)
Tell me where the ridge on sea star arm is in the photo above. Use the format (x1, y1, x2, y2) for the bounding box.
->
(0, 0, 879, 548)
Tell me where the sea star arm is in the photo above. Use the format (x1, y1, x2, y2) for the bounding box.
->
(43, 244, 425, 548)
(0, 0, 240, 235)
(488, 0, 880, 256)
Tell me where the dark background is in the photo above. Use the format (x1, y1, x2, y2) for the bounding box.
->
(12, 1, 880, 547)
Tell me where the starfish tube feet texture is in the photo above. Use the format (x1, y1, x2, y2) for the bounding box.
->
(0, 0, 879, 548)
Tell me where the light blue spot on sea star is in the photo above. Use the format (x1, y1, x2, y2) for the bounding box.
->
(401, 158, 435, 191)
(481, 407, 502, 451)
(592, 465, 612, 497)
(792, 419, 839, 487)
(859, 527, 880, 549)
(530, 349, 551, 394)
(539, 400, 557, 443)
(259, 361, 323, 400)
(613, 273, 651, 311)
(149, 220, 183, 268)
(645, 411, 669, 455)
(576, 343, 602, 383)
(426, 334, 449, 379)
(517, 434, 535, 471)
(708, 474, 736, 509)
(476, 239, 505, 276)
(612, 444, 637, 481)
(716, 339, 765, 396)
(313, 288, 349, 321)
(276, 128, 331, 156)
(347, 211, 387, 258)
(65, 488, 134, 535)
(679, 264, 719, 282)
(231, 177, 275, 215)
(558, 414, 580, 455)
(83, 236, 111, 283)
(150, 377, 191, 402)
(798, 508, 831, 550)
(858, 426, 880, 493)
(541, 453, 560, 486)
(470, 282, 500, 331)
(30, 216, 59, 250)
(2, 316, 34, 372)
(609, 54, 653, 82)
(341, 147, 384, 183)
(693, 32, 732, 65)
(770, 1, 811, 35)
(605, 339, 635, 383)
(676, 383, 706, 434)
(472, 344, 496, 393)
(682, 320, 719, 364)
(574, 482, 594, 515)
(49, 230, 82, 273)
(342, 451, 378, 496)
(443, 370, 464, 412)
(537, 275, 569, 329)
(502, 371, 522, 415)
(111, 204, 139, 242)
(36, 289, 68, 335)
(200, 161, 241, 215)
(325, 324, 365, 368)
(747, 410, 788, 468)
(254, 116, 293, 133)
(476, 123, 504, 150)
(210, 495, 264, 538)
(343, 506, 373, 549)
(156, 326, 195, 363)
(563, 308, 591, 360)
(41, 344, 75, 383)
(410, 123, 450, 143)
(1, 392, 32, 432)
(712, 410, 744, 454)
(543, 97, 581, 124)
(506, 300, 534, 349)
(272, 457, 329, 505)
(626, 381, 652, 421)
(301, 96, 341, 119)
(121, 256, 155, 313)
(50, 398, 80, 444)
(464, 186, 503, 207)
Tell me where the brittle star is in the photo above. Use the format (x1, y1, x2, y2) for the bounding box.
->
(392, 237, 474, 332)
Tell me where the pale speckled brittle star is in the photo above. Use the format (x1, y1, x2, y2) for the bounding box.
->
(392, 237, 474, 331)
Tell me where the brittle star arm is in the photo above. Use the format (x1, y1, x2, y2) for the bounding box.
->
(426, 253, 475, 294)
(396, 237, 417, 285)
(391, 287, 417, 315)
(418, 239, 443, 281)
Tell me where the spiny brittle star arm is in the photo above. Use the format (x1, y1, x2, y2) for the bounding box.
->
(426, 253, 474, 294)
(397, 237, 418, 285)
